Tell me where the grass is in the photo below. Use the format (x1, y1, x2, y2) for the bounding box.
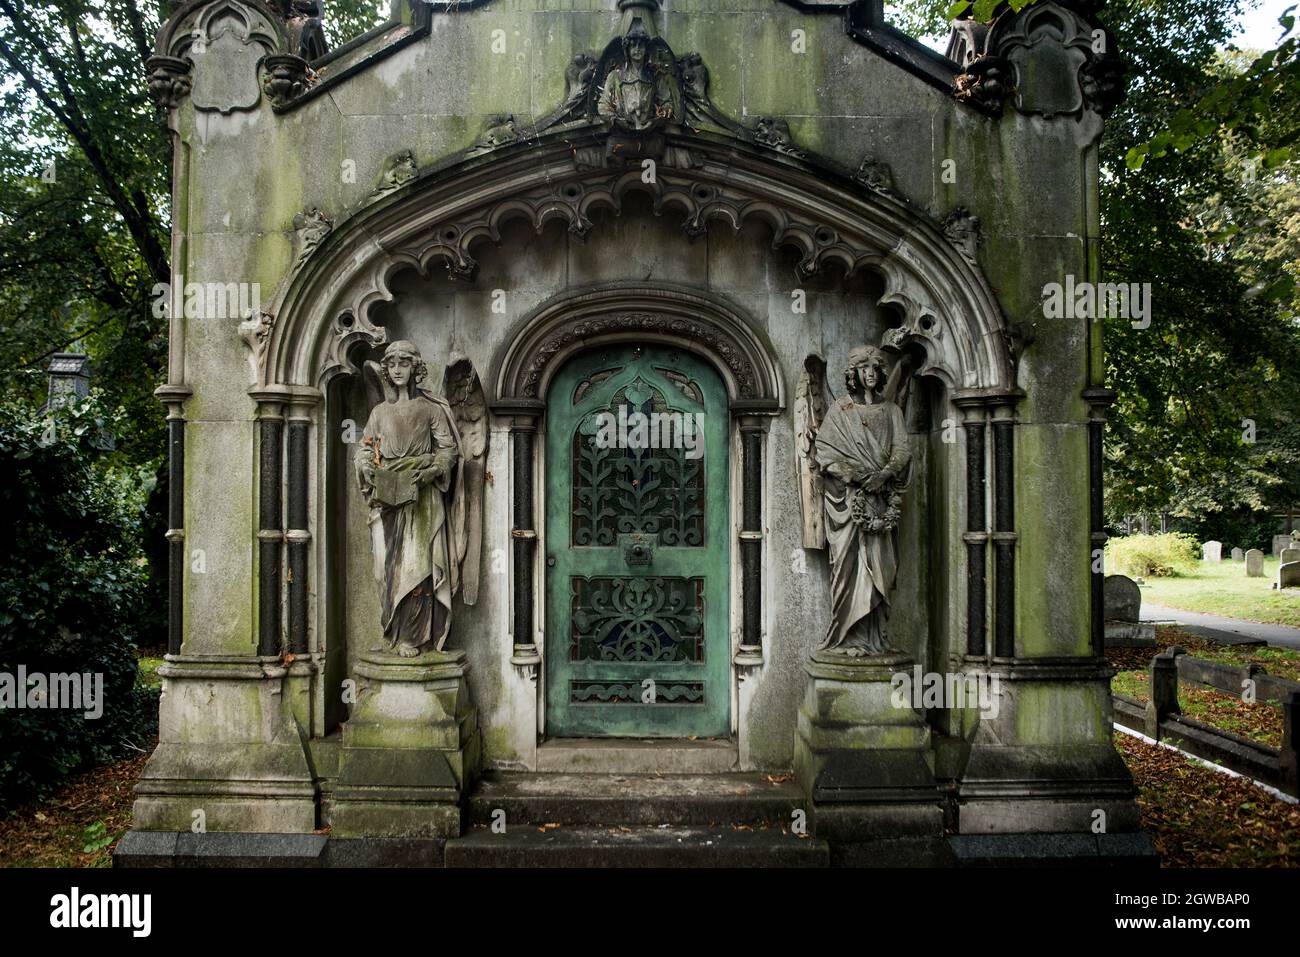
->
(1108, 627, 1300, 748)
(1139, 557, 1300, 628)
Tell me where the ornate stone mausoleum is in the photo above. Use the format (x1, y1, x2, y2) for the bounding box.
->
(121, 0, 1152, 865)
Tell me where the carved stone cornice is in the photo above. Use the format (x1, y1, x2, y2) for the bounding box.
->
(262, 54, 313, 108)
(145, 55, 192, 111)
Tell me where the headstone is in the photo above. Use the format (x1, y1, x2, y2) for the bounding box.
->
(1245, 549, 1265, 577)
(1279, 561, 1300, 590)
(1231, 547, 1244, 562)
(1201, 540, 1222, 562)
(1283, 547, 1300, 566)
(1103, 574, 1155, 646)
(1273, 534, 1295, 556)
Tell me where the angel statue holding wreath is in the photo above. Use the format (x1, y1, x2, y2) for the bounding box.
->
(804, 345, 912, 658)
(354, 340, 488, 658)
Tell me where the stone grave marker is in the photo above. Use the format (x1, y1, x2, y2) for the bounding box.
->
(1245, 549, 1265, 577)
(1202, 541, 1223, 562)
(1231, 547, 1244, 561)
(1103, 574, 1155, 646)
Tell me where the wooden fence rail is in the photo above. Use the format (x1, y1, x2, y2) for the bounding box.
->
(1111, 646, 1299, 798)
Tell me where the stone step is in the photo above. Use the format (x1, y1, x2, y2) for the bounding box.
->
(445, 824, 829, 868)
(466, 771, 808, 828)
(535, 737, 737, 773)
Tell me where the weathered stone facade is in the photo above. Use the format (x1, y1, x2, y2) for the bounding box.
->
(124, 0, 1150, 864)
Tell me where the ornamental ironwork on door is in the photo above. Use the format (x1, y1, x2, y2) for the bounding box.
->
(545, 345, 730, 737)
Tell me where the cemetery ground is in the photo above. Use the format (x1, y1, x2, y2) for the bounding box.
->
(1141, 558, 1300, 628)
(2, 639, 1299, 868)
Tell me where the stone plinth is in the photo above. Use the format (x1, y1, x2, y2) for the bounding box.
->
(131, 657, 317, 834)
(331, 649, 480, 839)
(794, 651, 942, 845)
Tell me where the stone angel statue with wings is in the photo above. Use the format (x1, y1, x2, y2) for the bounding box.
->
(354, 341, 489, 658)
(795, 346, 914, 658)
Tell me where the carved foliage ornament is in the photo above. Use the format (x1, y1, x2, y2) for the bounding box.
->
(146, 56, 192, 111)
(164, 1, 282, 114)
(463, 13, 808, 168)
(151, 0, 324, 112)
(948, 0, 1125, 117)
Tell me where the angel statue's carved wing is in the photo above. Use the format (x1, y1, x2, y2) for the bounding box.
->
(794, 354, 828, 550)
(444, 356, 489, 606)
(883, 352, 915, 413)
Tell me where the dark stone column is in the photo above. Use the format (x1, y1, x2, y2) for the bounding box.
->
(257, 403, 284, 657)
(736, 414, 766, 665)
(286, 404, 312, 656)
(955, 399, 989, 658)
(1084, 387, 1117, 658)
(156, 385, 191, 657)
(990, 402, 1017, 659)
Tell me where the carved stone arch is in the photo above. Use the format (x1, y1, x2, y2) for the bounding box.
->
(259, 129, 1013, 398)
(155, 0, 286, 59)
(491, 284, 784, 409)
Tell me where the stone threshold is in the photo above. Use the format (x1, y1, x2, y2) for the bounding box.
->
(535, 737, 738, 774)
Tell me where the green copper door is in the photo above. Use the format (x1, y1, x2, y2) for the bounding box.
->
(545, 345, 730, 738)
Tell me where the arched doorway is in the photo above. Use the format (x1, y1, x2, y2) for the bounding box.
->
(544, 344, 730, 738)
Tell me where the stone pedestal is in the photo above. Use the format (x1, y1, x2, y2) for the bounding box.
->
(794, 651, 943, 848)
(331, 649, 481, 839)
(956, 660, 1142, 835)
(132, 657, 317, 833)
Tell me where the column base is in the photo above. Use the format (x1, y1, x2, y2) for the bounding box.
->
(131, 657, 316, 833)
(794, 651, 944, 844)
(331, 648, 481, 839)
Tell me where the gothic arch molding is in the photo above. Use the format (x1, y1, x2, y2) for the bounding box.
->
(259, 127, 1014, 398)
(490, 283, 784, 410)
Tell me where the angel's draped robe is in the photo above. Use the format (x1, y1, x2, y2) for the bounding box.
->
(356, 395, 460, 652)
(813, 396, 912, 654)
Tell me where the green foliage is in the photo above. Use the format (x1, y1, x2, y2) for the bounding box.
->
(1106, 532, 1202, 577)
(81, 820, 112, 853)
(0, 396, 157, 812)
(1128, 5, 1300, 176)
(944, 0, 1038, 26)
(1097, 0, 1300, 522)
